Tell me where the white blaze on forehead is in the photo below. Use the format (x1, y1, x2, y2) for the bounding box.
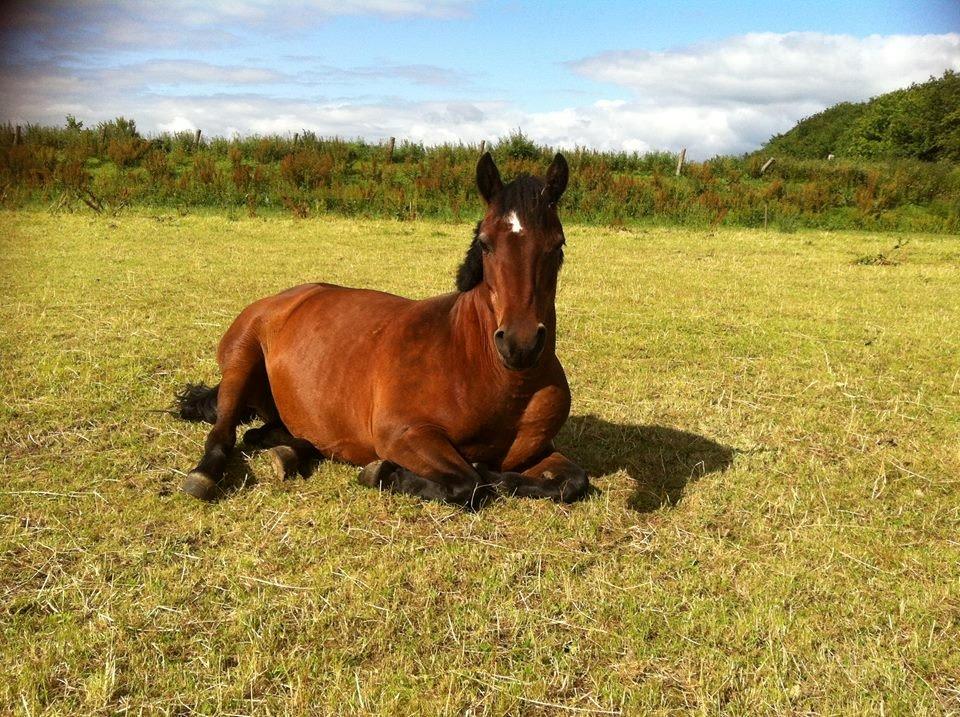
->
(505, 211, 523, 233)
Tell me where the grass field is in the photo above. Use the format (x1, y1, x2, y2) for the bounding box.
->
(2, 210, 959, 715)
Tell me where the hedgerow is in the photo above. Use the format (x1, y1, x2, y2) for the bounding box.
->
(1, 122, 957, 232)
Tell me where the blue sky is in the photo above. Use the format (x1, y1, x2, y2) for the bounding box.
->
(2, 1, 958, 157)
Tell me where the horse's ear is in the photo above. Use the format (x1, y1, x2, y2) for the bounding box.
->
(476, 152, 503, 204)
(543, 153, 569, 206)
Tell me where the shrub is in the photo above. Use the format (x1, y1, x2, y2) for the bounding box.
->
(280, 150, 334, 190)
(2, 116, 958, 231)
(107, 137, 149, 168)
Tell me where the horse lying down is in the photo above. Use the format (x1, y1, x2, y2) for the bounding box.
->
(174, 152, 590, 509)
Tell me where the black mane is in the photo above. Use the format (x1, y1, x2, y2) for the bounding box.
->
(455, 175, 550, 292)
(455, 221, 486, 292)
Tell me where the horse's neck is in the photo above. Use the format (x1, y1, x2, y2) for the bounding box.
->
(451, 287, 557, 383)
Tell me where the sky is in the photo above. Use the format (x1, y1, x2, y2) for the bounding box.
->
(1, 1, 958, 158)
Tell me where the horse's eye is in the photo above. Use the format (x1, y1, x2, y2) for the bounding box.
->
(479, 238, 492, 253)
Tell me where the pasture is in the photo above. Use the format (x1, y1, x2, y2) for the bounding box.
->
(1, 211, 958, 714)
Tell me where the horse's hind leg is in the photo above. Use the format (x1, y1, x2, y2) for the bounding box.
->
(181, 342, 266, 500)
(242, 422, 320, 480)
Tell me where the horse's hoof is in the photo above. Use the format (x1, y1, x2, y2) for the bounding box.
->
(358, 460, 396, 488)
(558, 471, 591, 503)
(266, 445, 299, 480)
(466, 482, 497, 511)
(182, 471, 219, 501)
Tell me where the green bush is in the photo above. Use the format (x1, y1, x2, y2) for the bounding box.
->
(1, 115, 958, 232)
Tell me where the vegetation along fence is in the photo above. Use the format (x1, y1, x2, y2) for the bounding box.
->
(2, 117, 958, 233)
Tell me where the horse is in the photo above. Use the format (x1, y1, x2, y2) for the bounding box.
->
(174, 152, 591, 509)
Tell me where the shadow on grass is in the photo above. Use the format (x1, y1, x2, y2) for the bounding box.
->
(202, 431, 322, 501)
(214, 451, 261, 498)
(198, 416, 732, 511)
(560, 414, 734, 513)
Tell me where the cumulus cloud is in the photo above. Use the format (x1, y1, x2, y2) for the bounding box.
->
(158, 116, 198, 133)
(561, 32, 960, 156)
(2, 28, 958, 157)
(570, 32, 960, 105)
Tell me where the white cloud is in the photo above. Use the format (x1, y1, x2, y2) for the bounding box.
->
(1, 31, 958, 157)
(131, 60, 286, 86)
(570, 32, 960, 105)
(157, 116, 197, 133)
(559, 32, 960, 156)
(299, 63, 472, 87)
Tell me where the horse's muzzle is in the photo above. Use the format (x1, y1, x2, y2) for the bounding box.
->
(494, 323, 546, 371)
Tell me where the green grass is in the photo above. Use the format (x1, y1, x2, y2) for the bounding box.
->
(1, 210, 958, 715)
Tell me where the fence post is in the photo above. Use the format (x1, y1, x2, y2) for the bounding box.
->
(675, 148, 686, 176)
(387, 136, 395, 160)
(194, 129, 202, 149)
(14, 125, 21, 146)
(760, 157, 776, 175)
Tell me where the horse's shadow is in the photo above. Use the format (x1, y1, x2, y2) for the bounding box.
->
(559, 415, 734, 512)
(206, 431, 321, 500)
(206, 416, 733, 511)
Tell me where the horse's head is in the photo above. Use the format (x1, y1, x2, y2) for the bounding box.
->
(456, 152, 569, 371)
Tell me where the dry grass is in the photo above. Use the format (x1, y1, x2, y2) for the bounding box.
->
(1, 210, 959, 715)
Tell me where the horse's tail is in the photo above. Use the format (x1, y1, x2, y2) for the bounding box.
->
(172, 382, 220, 424)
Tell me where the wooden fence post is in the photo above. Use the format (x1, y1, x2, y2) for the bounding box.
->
(675, 148, 686, 176)
(14, 125, 21, 146)
(194, 129, 202, 149)
(760, 158, 776, 175)
(387, 136, 395, 160)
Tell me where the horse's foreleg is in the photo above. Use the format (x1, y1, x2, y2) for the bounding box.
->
(360, 425, 494, 509)
(491, 449, 591, 503)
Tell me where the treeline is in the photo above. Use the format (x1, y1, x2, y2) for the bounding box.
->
(764, 71, 960, 162)
(1, 117, 958, 233)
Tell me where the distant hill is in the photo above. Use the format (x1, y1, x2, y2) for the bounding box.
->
(763, 71, 960, 161)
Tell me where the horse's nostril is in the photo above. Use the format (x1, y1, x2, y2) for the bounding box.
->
(533, 324, 547, 355)
(494, 328, 505, 340)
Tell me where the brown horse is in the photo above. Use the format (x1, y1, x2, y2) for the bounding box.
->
(174, 152, 590, 508)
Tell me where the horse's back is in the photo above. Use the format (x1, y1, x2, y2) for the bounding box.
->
(220, 282, 408, 345)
